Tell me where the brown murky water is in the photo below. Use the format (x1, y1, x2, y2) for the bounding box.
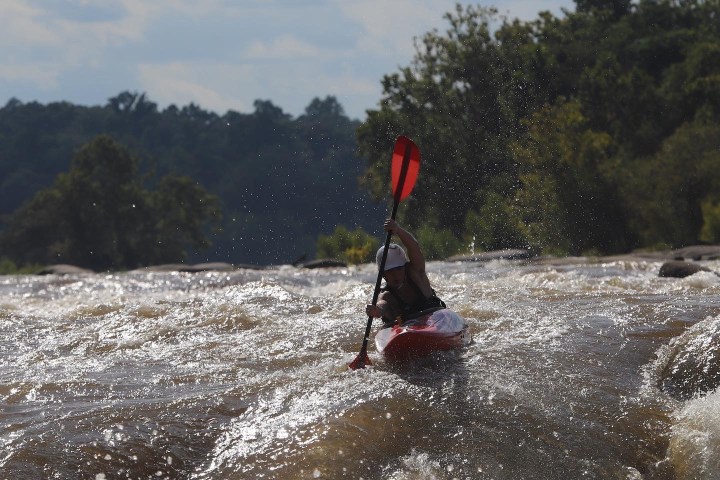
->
(1, 259, 720, 479)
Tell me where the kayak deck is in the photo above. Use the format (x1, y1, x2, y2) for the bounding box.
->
(374, 308, 471, 362)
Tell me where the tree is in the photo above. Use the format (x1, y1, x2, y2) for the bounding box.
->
(149, 175, 222, 262)
(0, 92, 382, 265)
(107, 91, 157, 116)
(622, 120, 720, 247)
(0, 136, 220, 270)
(463, 191, 525, 252)
(574, 0, 632, 18)
(58, 135, 149, 268)
(700, 200, 720, 243)
(302, 96, 346, 119)
(357, 5, 535, 238)
(357, 0, 720, 256)
(316, 226, 379, 264)
(512, 100, 630, 254)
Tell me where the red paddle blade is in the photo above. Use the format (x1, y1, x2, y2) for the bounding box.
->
(348, 350, 372, 370)
(391, 136, 421, 201)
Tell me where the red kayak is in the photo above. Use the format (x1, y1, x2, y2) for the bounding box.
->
(374, 308, 471, 362)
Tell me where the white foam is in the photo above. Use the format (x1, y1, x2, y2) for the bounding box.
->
(668, 388, 720, 477)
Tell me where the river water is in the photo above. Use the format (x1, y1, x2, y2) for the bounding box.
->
(2, 258, 720, 479)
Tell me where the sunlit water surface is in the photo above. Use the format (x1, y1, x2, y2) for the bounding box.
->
(2, 259, 720, 479)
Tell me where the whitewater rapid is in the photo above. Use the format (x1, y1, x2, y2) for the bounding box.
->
(1, 258, 719, 479)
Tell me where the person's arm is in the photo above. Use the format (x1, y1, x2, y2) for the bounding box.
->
(384, 219, 426, 273)
(385, 219, 435, 298)
(366, 292, 398, 322)
(366, 303, 384, 318)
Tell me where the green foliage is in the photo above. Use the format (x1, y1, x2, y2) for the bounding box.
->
(700, 200, 720, 243)
(0, 136, 220, 271)
(0, 94, 383, 265)
(4, 1, 720, 263)
(624, 120, 720, 247)
(414, 224, 463, 261)
(358, 0, 720, 255)
(358, 5, 528, 235)
(512, 100, 630, 255)
(464, 191, 525, 252)
(151, 175, 222, 257)
(0, 258, 41, 275)
(316, 226, 379, 265)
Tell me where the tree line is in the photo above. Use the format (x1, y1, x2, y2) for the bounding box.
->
(0, 94, 384, 270)
(1, 135, 221, 271)
(358, 0, 720, 257)
(2, 0, 719, 271)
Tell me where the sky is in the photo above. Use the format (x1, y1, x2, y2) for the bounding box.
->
(0, 0, 575, 120)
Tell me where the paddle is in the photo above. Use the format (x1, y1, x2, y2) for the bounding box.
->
(348, 136, 421, 370)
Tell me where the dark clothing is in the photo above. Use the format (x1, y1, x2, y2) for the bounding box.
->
(380, 276, 446, 327)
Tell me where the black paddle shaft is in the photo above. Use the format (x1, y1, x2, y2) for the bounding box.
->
(356, 142, 414, 361)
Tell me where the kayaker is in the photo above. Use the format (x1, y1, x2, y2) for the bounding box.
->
(366, 219, 446, 327)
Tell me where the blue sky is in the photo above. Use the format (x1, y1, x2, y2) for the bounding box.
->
(1, 1, 575, 120)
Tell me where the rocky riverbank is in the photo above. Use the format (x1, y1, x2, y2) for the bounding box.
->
(31, 245, 720, 278)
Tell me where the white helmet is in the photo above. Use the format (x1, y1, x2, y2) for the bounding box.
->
(376, 243, 408, 271)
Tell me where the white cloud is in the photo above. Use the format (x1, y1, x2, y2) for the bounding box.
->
(244, 35, 329, 60)
(0, 0, 149, 73)
(0, 0, 575, 118)
(0, 0, 60, 49)
(2, 0, 149, 48)
(137, 62, 254, 113)
(493, 0, 573, 20)
(137, 58, 380, 117)
(0, 63, 60, 89)
(336, 0, 456, 57)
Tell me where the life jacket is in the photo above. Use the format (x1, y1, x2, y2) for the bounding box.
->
(380, 275, 446, 327)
